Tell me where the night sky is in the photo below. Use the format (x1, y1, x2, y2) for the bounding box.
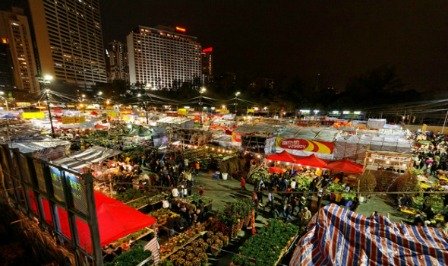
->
(2, 0, 447, 92)
(100, 0, 448, 92)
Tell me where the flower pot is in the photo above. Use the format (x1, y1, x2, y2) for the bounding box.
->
(222, 173, 228, 180)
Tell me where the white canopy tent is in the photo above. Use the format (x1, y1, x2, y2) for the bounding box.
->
(52, 146, 121, 172)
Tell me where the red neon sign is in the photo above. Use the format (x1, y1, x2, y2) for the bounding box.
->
(175, 26, 186, 33)
(202, 47, 213, 53)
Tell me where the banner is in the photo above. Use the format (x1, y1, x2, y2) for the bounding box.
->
(275, 137, 334, 154)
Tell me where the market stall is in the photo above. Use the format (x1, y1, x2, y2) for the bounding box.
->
(364, 150, 414, 172)
(327, 159, 364, 174)
(29, 191, 157, 252)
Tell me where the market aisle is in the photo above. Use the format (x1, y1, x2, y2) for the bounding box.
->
(193, 172, 255, 211)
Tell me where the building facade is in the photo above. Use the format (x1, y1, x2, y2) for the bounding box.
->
(106, 40, 128, 82)
(201, 47, 213, 83)
(0, 7, 39, 95)
(127, 25, 201, 90)
(0, 41, 14, 93)
(28, 0, 107, 88)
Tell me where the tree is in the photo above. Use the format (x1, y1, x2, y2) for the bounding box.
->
(358, 170, 377, 193)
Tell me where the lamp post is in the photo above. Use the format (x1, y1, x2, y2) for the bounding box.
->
(234, 91, 240, 115)
(40, 75, 55, 137)
(442, 110, 448, 134)
(137, 93, 149, 125)
(199, 86, 206, 125)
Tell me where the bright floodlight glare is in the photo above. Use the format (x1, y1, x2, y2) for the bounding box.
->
(221, 104, 226, 109)
(137, 93, 142, 97)
(235, 91, 241, 97)
(43, 74, 53, 81)
(0, 91, 4, 95)
(98, 91, 103, 96)
(200, 87, 207, 94)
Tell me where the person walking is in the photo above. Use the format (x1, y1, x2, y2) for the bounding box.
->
(240, 176, 247, 191)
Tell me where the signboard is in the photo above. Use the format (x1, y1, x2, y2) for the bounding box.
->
(17, 153, 32, 185)
(232, 132, 242, 143)
(49, 166, 65, 202)
(33, 159, 47, 193)
(21, 111, 45, 119)
(61, 116, 86, 124)
(64, 171, 87, 214)
(177, 108, 187, 116)
(275, 137, 334, 154)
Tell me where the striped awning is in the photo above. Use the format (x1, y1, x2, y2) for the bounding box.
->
(290, 204, 448, 266)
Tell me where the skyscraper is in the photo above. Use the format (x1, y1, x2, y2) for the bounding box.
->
(127, 25, 201, 90)
(201, 47, 213, 83)
(0, 7, 39, 95)
(0, 41, 14, 93)
(28, 0, 107, 88)
(106, 40, 128, 82)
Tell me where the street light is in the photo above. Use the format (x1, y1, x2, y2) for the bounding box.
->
(136, 93, 149, 124)
(198, 86, 207, 124)
(40, 74, 55, 137)
(234, 91, 241, 114)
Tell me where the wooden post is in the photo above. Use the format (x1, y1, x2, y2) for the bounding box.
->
(84, 173, 103, 266)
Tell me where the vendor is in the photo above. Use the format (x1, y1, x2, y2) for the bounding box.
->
(171, 186, 180, 198)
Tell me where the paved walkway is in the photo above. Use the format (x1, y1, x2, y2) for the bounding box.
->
(194, 171, 410, 223)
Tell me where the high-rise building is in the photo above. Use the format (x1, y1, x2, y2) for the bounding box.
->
(0, 41, 15, 92)
(0, 7, 39, 94)
(201, 47, 213, 83)
(127, 25, 201, 90)
(28, 0, 107, 88)
(106, 40, 128, 82)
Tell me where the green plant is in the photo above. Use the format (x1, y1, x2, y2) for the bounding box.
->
(393, 173, 418, 192)
(233, 219, 298, 266)
(105, 244, 151, 266)
(358, 170, 377, 193)
(295, 175, 312, 191)
(327, 183, 345, 193)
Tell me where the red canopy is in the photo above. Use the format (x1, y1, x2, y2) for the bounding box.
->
(29, 191, 156, 252)
(268, 166, 287, 174)
(265, 150, 298, 164)
(295, 154, 328, 169)
(327, 159, 364, 174)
